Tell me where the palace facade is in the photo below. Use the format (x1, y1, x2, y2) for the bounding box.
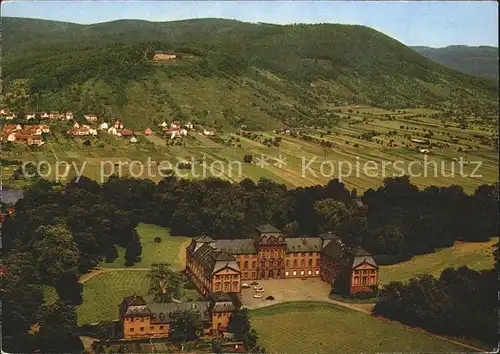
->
(185, 225, 379, 297)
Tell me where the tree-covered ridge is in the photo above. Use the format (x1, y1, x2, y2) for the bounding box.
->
(2, 17, 498, 130)
(412, 45, 499, 80)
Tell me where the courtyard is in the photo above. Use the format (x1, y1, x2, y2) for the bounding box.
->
(241, 278, 332, 309)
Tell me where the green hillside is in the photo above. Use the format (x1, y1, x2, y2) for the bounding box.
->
(412, 45, 498, 80)
(2, 17, 498, 129)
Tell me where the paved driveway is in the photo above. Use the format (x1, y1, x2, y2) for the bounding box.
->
(241, 278, 332, 309)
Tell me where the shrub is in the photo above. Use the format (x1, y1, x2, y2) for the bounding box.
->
(154, 236, 162, 243)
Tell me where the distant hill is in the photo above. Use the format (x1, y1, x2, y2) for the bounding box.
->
(411, 45, 498, 80)
(2, 17, 498, 129)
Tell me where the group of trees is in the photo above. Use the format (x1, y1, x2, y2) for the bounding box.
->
(373, 263, 498, 345)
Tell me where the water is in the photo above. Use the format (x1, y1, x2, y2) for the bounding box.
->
(0, 188, 24, 204)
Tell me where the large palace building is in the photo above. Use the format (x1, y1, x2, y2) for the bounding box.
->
(185, 225, 379, 297)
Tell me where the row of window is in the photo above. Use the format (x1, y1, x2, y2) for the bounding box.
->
(214, 274, 238, 281)
(237, 251, 319, 259)
(237, 258, 320, 269)
(214, 281, 239, 292)
(353, 276, 376, 286)
(354, 269, 376, 275)
(129, 325, 166, 333)
(285, 270, 320, 276)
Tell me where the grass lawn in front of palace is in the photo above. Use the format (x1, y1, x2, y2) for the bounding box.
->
(100, 223, 191, 270)
(249, 302, 469, 354)
(76, 270, 201, 325)
(379, 237, 498, 285)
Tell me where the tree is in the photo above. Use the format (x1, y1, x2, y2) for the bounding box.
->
(169, 309, 203, 343)
(147, 263, 183, 303)
(228, 309, 258, 347)
(124, 230, 142, 266)
(54, 270, 83, 306)
(35, 301, 84, 353)
(32, 224, 80, 282)
(314, 198, 349, 234)
(243, 154, 253, 163)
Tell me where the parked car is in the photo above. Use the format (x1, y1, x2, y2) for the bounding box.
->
(265, 296, 275, 301)
(241, 283, 250, 288)
(255, 288, 264, 293)
(253, 286, 261, 290)
(253, 294, 263, 298)
(250, 281, 259, 286)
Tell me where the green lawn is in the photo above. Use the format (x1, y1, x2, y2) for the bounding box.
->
(100, 223, 191, 270)
(77, 270, 200, 325)
(380, 237, 498, 285)
(249, 302, 470, 354)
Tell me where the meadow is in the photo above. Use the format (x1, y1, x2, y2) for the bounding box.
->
(249, 302, 470, 354)
(100, 223, 191, 270)
(379, 237, 498, 285)
(2, 106, 498, 193)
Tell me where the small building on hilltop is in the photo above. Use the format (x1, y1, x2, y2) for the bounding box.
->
(144, 127, 152, 136)
(130, 136, 138, 143)
(152, 51, 177, 61)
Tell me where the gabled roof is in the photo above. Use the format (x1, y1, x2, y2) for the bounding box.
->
(195, 235, 214, 243)
(321, 239, 345, 261)
(318, 231, 340, 240)
(210, 292, 236, 313)
(123, 295, 147, 306)
(285, 237, 322, 253)
(148, 301, 211, 324)
(255, 224, 280, 233)
(350, 247, 378, 268)
(213, 238, 256, 254)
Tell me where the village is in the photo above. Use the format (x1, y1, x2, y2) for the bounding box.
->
(0, 108, 217, 147)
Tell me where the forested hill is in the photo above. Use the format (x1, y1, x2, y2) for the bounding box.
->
(2, 17, 498, 129)
(411, 45, 499, 80)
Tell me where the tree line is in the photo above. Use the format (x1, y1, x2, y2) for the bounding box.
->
(373, 261, 498, 346)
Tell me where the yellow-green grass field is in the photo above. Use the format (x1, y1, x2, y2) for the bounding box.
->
(100, 223, 191, 270)
(250, 302, 469, 354)
(379, 237, 498, 285)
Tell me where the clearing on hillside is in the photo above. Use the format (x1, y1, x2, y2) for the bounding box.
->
(379, 237, 498, 285)
(249, 302, 469, 354)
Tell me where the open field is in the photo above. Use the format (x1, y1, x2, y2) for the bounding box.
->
(249, 302, 469, 354)
(100, 223, 191, 270)
(379, 237, 498, 285)
(2, 106, 498, 193)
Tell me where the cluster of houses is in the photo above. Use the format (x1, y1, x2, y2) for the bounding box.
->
(157, 120, 216, 140)
(2, 107, 219, 145)
(0, 109, 76, 121)
(2, 124, 50, 146)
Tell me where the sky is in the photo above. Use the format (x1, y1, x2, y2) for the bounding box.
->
(2, 1, 498, 47)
